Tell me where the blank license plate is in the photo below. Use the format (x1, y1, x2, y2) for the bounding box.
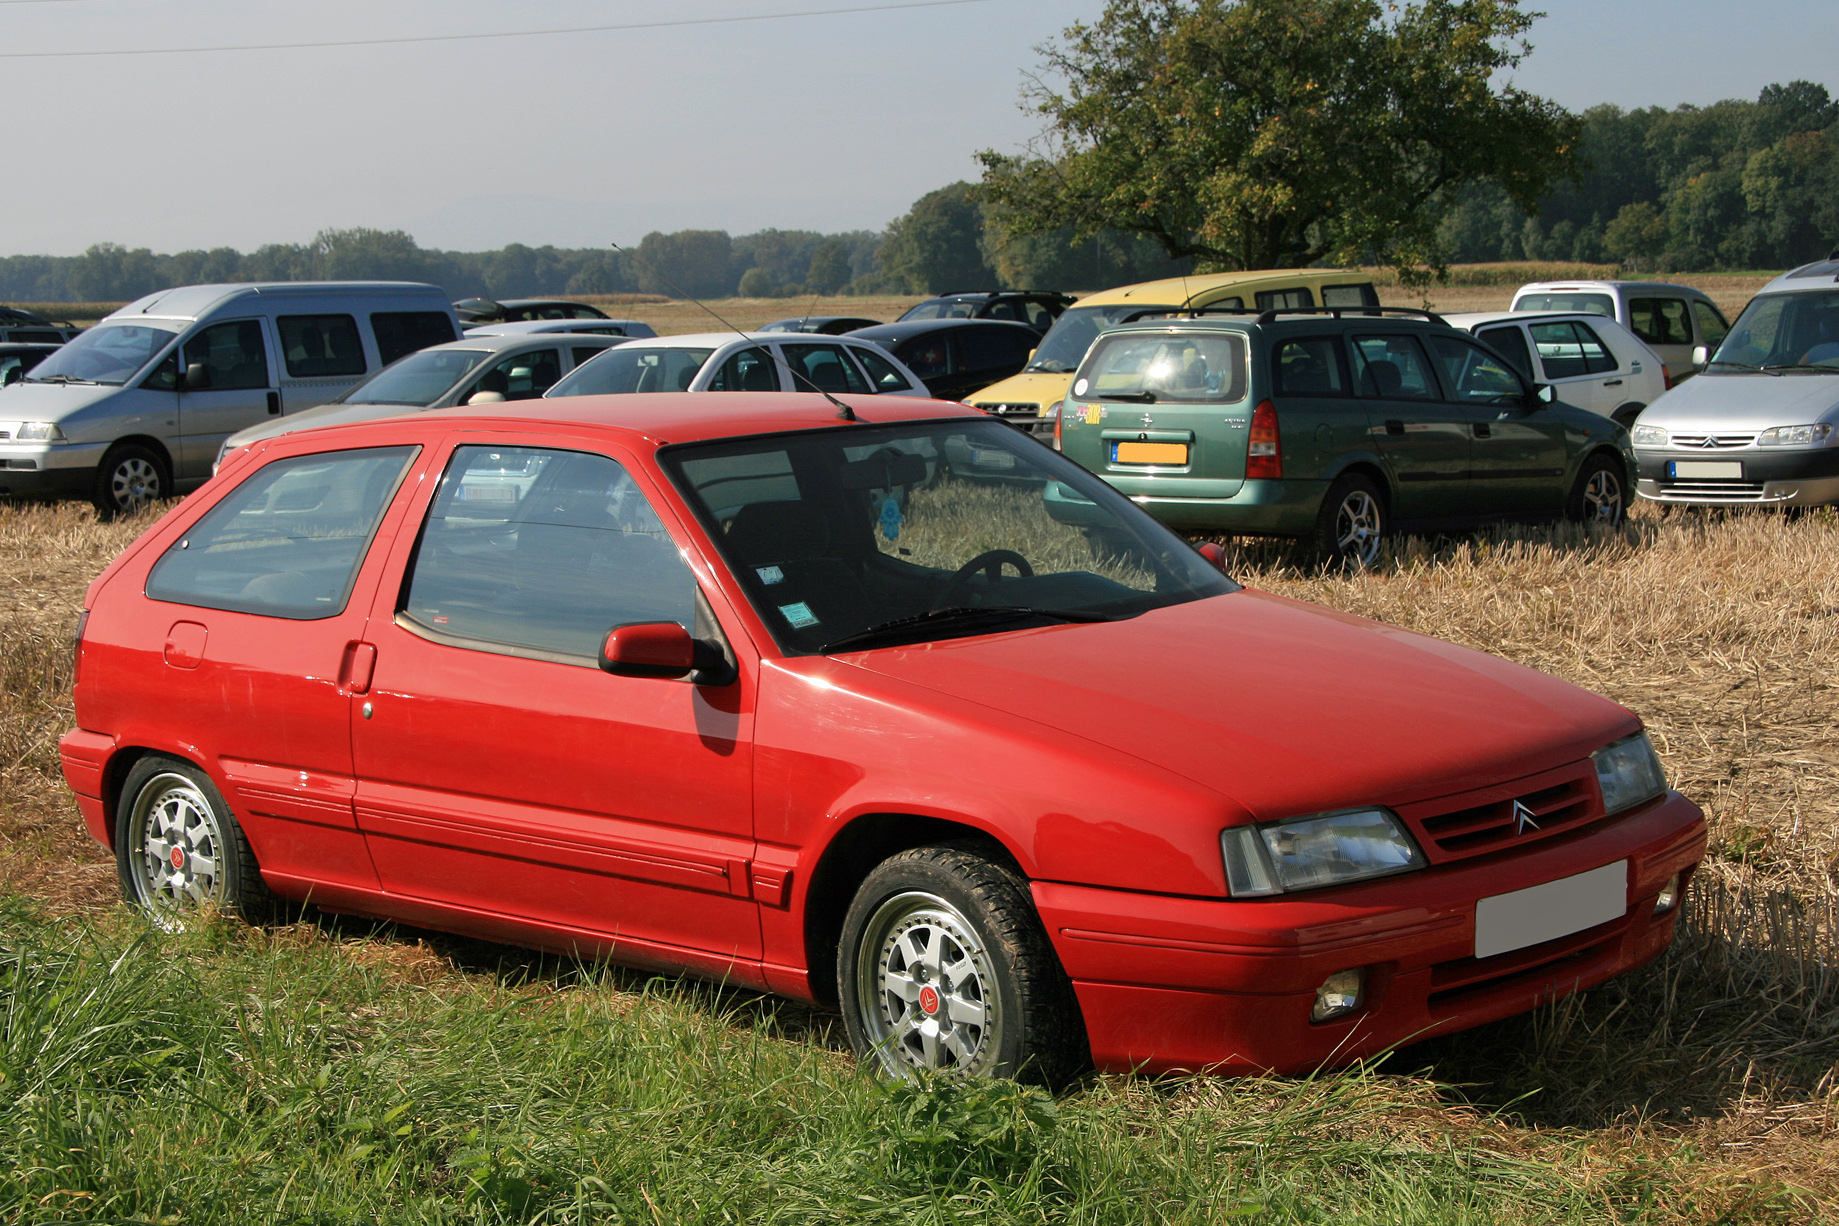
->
(1112, 441, 1188, 464)
(1668, 460, 1743, 479)
(1473, 861, 1626, 959)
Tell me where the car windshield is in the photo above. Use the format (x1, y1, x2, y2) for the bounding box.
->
(1514, 292, 1616, 316)
(664, 418, 1236, 655)
(1074, 332, 1249, 403)
(1710, 291, 1839, 372)
(339, 348, 494, 405)
(1027, 305, 1174, 374)
(901, 300, 981, 322)
(24, 323, 177, 385)
(546, 346, 717, 395)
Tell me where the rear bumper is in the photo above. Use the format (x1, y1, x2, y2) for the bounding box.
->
(1045, 476, 1324, 535)
(1034, 790, 1706, 1075)
(58, 727, 117, 847)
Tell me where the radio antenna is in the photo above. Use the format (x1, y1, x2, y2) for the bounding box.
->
(611, 239, 859, 421)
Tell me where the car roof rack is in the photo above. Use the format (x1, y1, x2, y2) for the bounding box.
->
(1253, 305, 1448, 327)
(1115, 305, 1259, 325)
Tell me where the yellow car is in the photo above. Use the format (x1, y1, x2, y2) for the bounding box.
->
(972, 269, 1379, 433)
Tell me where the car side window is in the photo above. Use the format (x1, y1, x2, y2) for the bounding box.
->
(401, 446, 698, 661)
(899, 336, 955, 380)
(781, 343, 871, 394)
(182, 320, 270, 391)
(1349, 335, 1436, 399)
(984, 300, 1026, 323)
(467, 349, 561, 401)
(706, 346, 780, 392)
(371, 312, 457, 366)
(1272, 337, 1346, 396)
(1426, 335, 1525, 403)
(850, 346, 913, 392)
(959, 326, 1026, 371)
(572, 346, 609, 368)
(1529, 321, 1615, 379)
(278, 314, 366, 379)
(1321, 283, 1380, 308)
(1256, 288, 1314, 311)
(1692, 300, 1730, 347)
(1475, 326, 1534, 380)
(1628, 297, 1692, 346)
(146, 446, 417, 619)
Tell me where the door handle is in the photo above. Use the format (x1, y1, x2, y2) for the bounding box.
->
(1602, 379, 1622, 387)
(341, 641, 377, 694)
(1473, 422, 1492, 438)
(267, 390, 281, 414)
(1384, 419, 1404, 436)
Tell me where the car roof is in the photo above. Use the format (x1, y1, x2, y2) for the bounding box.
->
(262, 392, 984, 453)
(1442, 310, 1637, 330)
(463, 320, 650, 335)
(412, 333, 621, 355)
(112, 281, 446, 322)
(1513, 280, 1713, 298)
(1073, 268, 1369, 309)
(852, 318, 1041, 339)
(1759, 260, 1839, 292)
(610, 331, 881, 348)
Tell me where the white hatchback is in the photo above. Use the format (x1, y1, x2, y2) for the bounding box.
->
(545, 332, 930, 399)
(1445, 311, 1669, 428)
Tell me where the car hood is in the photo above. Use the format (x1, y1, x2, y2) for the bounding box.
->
(841, 590, 1633, 819)
(0, 380, 125, 420)
(966, 369, 1074, 410)
(226, 400, 426, 449)
(1644, 370, 1839, 428)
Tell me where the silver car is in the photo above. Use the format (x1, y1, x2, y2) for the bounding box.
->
(1632, 260, 1839, 507)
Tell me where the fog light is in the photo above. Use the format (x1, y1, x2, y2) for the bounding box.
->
(1312, 968, 1365, 1022)
(1653, 873, 1682, 915)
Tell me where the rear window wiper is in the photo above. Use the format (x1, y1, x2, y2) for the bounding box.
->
(821, 605, 1119, 653)
(1100, 390, 1157, 403)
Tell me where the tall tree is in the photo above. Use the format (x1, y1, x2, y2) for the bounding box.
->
(978, 0, 1581, 286)
(877, 183, 996, 293)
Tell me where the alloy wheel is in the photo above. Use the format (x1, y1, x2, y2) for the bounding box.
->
(854, 889, 1002, 1077)
(1334, 489, 1383, 567)
(126, 772, 227, 918)
(1580, 469, 1623, 523)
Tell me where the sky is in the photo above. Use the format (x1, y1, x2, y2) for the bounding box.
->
(3, 0, 1835, 257)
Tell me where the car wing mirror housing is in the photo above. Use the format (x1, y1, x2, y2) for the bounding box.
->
(1523, 382, 1555, 410)
(181, 362, 212, 391)
(599, 621, 733, 685)
(1197, 541, 1227, 570)
(1692, 344, 1710, 370)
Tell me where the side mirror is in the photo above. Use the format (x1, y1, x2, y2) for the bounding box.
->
(466, 390, 506, 405)
(1197, 541, 1227, 571)
(598, 621, 731, 684)
(1692, 345, 1710, 371)
(1523, 382, 1556, 410)
(181, 361, 212, 391)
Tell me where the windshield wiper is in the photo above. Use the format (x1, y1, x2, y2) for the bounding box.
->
(24, 373, 96, 385)
(1103, 390, 1157, 403)
(1706, 360, 1773, 374)
(821, 605, 1119, 653)
(1760, 363, 1839, 374)
(1024, 360, 1074, 373)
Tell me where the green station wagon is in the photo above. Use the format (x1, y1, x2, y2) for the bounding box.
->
(1049, 309, 1635, 565)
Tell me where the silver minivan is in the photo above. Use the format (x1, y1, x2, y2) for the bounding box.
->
(0, 281, 458, 515)
(1632, 260, 1839, 507)
(1510, 280, 1731, 384)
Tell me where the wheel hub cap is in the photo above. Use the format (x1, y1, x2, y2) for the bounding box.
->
(918, 984, 941, 1015)
(169, 846, 186, 870)
(857, 892, 1001, 1077)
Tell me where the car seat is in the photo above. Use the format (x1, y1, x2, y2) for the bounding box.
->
(1364, 359, 1403, 397)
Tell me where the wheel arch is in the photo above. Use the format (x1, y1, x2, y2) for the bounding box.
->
(801, 811, 1023, 1006)
(101, 434, 175, 474)
(1326, 459, 1392, 513)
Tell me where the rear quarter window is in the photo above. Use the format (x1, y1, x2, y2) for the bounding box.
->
(278, 314, 366, 378)
(372, 312, 458, 366)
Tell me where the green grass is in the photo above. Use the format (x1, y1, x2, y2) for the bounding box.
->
(0, 899, 1816, 1225)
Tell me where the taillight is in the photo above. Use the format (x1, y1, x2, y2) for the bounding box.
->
(1050, 400, 1063, 451)
(1246, 399, 1281, 479)
(1662, 366, 1674, 390)
(72, 609, 88, 687)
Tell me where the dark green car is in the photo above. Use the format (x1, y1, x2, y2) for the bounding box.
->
(1048, 309, 1634, 565)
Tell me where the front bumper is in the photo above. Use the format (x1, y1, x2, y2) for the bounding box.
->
(1636, 445, 1839, 505)
(1034, 789, 1705, 1075)
(0, 441, 105, 499)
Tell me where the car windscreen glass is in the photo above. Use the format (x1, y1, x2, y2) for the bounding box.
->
(1513, 292, 1615, 317)
(546, 347, 715, 395)
(1073, 332, 1248, 403)
(901, 300, 980, 322)
(1027, 305, 1173, 373)
(340, 348, 493, 405)
(663, 418, 1236, 656)
(1711, 291, 1839, 371)
(25, 322, 177, 385)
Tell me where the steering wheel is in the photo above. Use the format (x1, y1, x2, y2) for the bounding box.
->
(931, 549, 1034, 609)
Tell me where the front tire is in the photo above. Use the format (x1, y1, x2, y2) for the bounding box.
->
(92, 443, 169, 520)
(838, 844, 1085, 1084)
(1566, 453, 1627, 526)
(115, 755, 275, 925)
(1311, 473, 1386, 569)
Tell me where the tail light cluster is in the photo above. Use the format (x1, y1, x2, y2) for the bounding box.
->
(1662, 367, 1674, 391)
(1246, 399, 1281, 479)
(1049, 401, 1064, 451)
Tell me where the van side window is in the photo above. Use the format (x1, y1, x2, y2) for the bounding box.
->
(401, 446, 697, 661)
(1256, 288, 1314, 311)
(1529, 321, 1616, 379)
(1321, 284, 1379, 308)
(146, 446, 416, 619)
(1272, 337, 1346, 396)
(278, 314, 366, 378)
(372, 312, 458, 366)
(1692, 300, 1730, 348)
(1628, 298, 1692, 346)
(182, 320, 270, 391)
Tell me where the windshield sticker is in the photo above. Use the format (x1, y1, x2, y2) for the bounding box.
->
(1073, 377, 1089, 396)
(878, 496, 903, 541)
(755, 565, 785, 585)
(779, 602, 819, 629)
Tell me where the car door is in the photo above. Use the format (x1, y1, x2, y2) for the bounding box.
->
(177, 318, 281, 479)
(1425, 333, 1568, 519)
(1347, 333, 1472, 523)
(1525, 320, 1622, 417)
(133, 443, 425, 902)
(348, 435, 762, 966)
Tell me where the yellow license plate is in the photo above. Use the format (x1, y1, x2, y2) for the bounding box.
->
(1113, 441, 1188, 464)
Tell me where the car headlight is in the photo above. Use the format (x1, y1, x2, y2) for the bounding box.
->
(1220, 808, 1425, 897)
(14, 422, 66, 441)
(1631, 423, 1668, 446)
(1756, 424, 1833, 446)
(1593, 732, 1667, 815)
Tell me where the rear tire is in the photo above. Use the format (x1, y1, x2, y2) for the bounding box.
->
(1566, 453, 1626, 526)
(838, 843, 1086, 1084)
(92, 443, 169, 520)
(115, 755, 276, 926)
(1311, 473, 1386, 569)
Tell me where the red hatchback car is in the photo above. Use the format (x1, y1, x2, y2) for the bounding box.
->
(60, 392, 1706, 1081)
